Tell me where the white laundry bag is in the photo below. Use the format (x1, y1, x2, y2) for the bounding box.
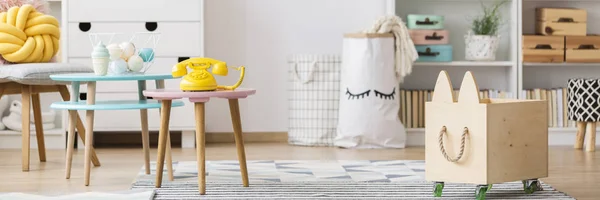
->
(335, 33, 407, 148)
(288, 54, 341, 146)
(335, 16, 418, 149)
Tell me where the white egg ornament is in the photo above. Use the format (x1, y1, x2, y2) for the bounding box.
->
(127, 55, 144, 72)
(119, 42, 136, 61)
(108, 59, 128, 74)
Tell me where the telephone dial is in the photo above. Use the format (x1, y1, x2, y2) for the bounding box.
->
(172, 57, 246, 91)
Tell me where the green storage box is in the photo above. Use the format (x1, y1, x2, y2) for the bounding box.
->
(407, 14, 444, 29)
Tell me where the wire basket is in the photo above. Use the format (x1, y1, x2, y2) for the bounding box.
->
(88, 32, 160, 75)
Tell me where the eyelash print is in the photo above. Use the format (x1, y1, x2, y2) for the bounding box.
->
(346, 88, 371, 100)
(374, 88, 396, 100)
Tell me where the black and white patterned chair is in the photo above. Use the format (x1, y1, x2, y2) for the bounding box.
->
(0, 63, 101, 171)
(568, 78, 600, 152)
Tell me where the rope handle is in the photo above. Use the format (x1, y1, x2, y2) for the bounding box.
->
(292, 60, 318, 84)
(438, 126, 469, 162)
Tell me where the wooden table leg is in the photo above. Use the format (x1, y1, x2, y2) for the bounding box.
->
(57, 85, 100, 166)
(194, 102, 206, 195)
(576, 121, 587, 149)
(155, 80, 174, 181)
(138, 80, 151, 175)
(65, 110, 77, 179)
(166, 132, 174, 181)
(155, 100, 172, 188)
(586, 122, 596, 152)
(140, 109, 151, 174)
(84, 82, 96, 186)
(31, 93, 46, 162)
(21, 85, 31, 172)
(228, 99, 249, 187)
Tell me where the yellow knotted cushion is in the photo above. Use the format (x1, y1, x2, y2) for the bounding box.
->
(0, 4, 59, 63)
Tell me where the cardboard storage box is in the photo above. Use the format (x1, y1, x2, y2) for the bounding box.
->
(566, 35, 600, 63)
(415, 45, 452, 62)
(536, 8, 586, 36)
(407, 14, 444, 30)
(522, 35, 565, 63)
(409, 30, 449, 45)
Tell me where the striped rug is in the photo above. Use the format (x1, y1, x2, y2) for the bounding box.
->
(130, 160, 575, 199)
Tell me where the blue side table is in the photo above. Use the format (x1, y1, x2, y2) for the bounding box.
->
(49, 73, 184, 186)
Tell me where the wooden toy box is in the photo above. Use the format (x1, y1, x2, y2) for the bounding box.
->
(565, 35, 600, 63)
(409, 30, 449, 45)
(425, 71, 548, 199)
(522, 35, 565, 63)
(536, 8, 586, 36)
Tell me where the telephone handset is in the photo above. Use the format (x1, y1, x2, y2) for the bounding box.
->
(172, 57, 246, 91)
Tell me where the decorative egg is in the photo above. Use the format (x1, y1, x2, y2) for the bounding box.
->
(127, 55, 144, 72)
(138, 48, 154, 62)
(106, 43, 122, 60)
(108, 59, 128, 74)
(119, 42, 136, 60)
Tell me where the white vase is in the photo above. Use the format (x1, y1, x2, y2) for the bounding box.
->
(465, 33, 500, 61)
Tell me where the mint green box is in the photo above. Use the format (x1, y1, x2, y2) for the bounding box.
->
(407, 14, 444, 29)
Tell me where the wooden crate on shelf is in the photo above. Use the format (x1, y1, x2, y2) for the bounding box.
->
(536, 8, 586, 36)
(565, 35, 600, 63)
(522, 35, 565, 63)
(425, 70, 548, 198)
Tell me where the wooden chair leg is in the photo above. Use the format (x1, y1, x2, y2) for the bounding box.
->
(586, 122, 597, 152)
(576, 121, 587, 149)
(228, 99, 249, 187)
(31, 93, 46, 162)
(155, 100, 172, 188)
(194, 102, 206, 195)
(57, 85, 101, 166)
(21, 85, 31, 171)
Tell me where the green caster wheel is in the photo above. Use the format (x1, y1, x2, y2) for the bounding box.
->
(523, 179, 543, 194)
(433, 182, 444, 197)
(475, 185, 490, 200)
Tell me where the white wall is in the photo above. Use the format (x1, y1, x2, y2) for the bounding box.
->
(203, 0, 389, 132)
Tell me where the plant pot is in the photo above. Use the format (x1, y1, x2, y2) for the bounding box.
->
(465, 34, 500, 61)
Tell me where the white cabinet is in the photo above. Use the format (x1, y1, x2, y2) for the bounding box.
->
(65, 0, 202, 22)
(61, 0, 204, 132)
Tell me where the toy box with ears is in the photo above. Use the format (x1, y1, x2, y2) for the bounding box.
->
(425, 71, 548, 198)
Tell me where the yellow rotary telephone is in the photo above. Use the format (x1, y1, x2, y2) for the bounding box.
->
(172, 57, 246, 91)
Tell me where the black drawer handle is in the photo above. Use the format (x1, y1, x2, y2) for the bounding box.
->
(416, 18, 438, 25)
(79, 93, 87, 100)
(556, 17, 574, 23)
(178, 57, 190, 62)
(418, 47, 440, 57)
(575, 44, 598, 50)
(145, 22, 158, 32)
(79, 22, 91, 32)
(533, 44, 554, 49)
(425, 32, 444, 40)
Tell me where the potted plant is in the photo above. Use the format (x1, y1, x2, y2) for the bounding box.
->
(465, 0, 507, 61)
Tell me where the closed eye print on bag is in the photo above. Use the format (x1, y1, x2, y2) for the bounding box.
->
(346, 88, 371, 100)
(374, 87, 396, 100)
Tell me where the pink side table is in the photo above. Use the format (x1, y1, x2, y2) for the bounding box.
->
(143, 88, 256, 195)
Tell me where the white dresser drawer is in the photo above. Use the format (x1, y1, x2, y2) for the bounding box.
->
(67, 22, 203, 58)
(69, 57, 185, 93)
(66, 0, 203, 22)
